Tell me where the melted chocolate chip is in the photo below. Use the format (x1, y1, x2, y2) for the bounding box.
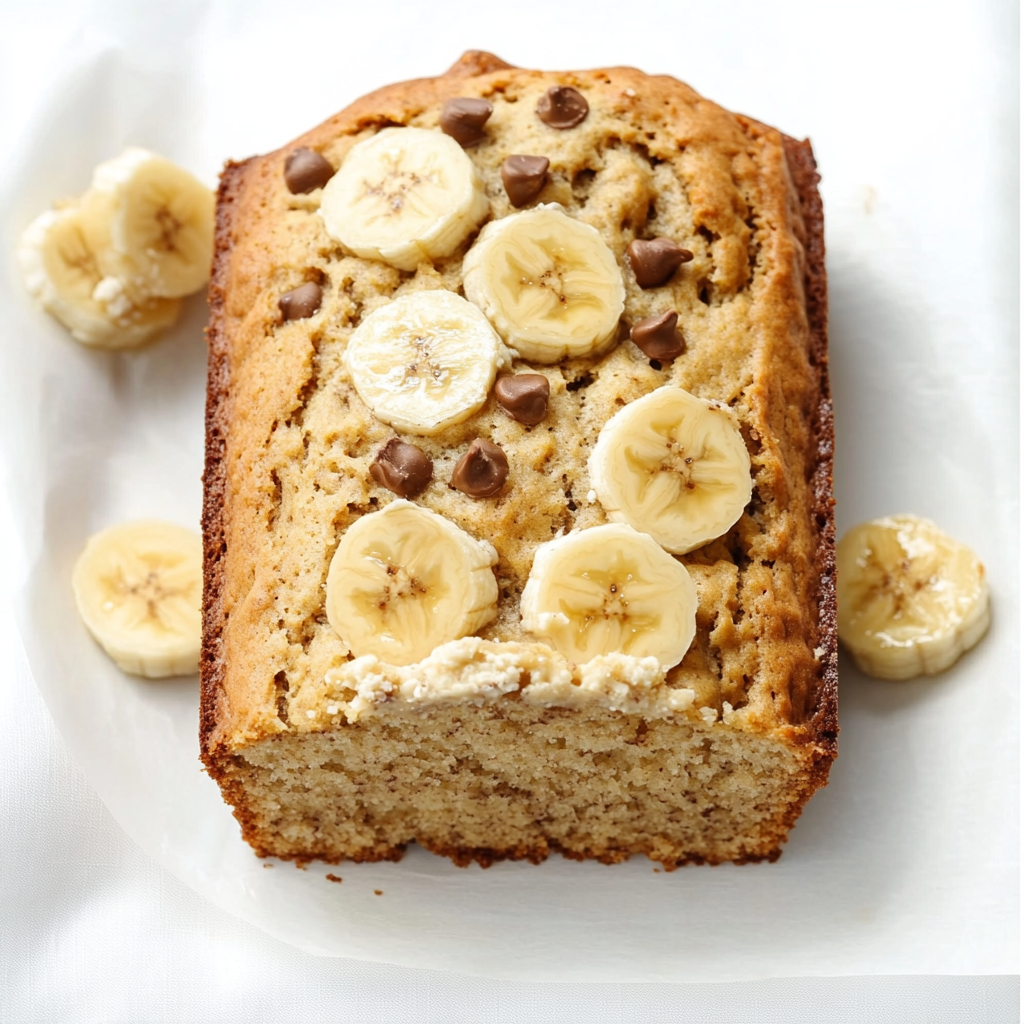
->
(278, 282, 322, 321)
(630, 311, 685, 361)
(451, 438, 508, 498)
(370, 439, 433, 499)
(626, 238, 694, 288)
(501, 155, 550, 208)
(439, 98, 494, 146)
(494, 373, 549, 425)
(536, 86, 589, 129)
(283, 148, 335, 194)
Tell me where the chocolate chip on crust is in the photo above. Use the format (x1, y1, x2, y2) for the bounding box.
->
(626, 238, 694, 288)
(439, 98, 494, 146)
(630, 311, 685, 361)
(283, 148, 335, 194)
(370, 439, 433, 498)
(501, 155, 550, 208)
(451, 438, 508, 497)
(536, 86, 588, 129)
(494, 373, 549, 425)
(279, 282, 323, 321)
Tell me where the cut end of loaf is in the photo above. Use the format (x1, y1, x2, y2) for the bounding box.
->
(210, 701, 827, 869)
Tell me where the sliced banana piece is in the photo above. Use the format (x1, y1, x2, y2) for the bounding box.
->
(462, 204, 625, 363)
(17, 207, 182, 349)
(837, 514, 990, 680)
(72, 520, 203, 678)
(520, 523, 697, 668)
(589, 387, 751, 554)
(320, 127, 489, 271)
(326, 500, 499, 667)
(345, 289, 511, 435)
(81, 147, 214, 298)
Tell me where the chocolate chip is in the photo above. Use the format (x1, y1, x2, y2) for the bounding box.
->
(451, 438, 508, 498)
(439, 98, 494, 146)
(501, 155, 550, 208)
(279, 282, 322, 321)
(536, 86, 589, 129)
(370, 439, 433, 499)
(630, 311, 685, 361)
(494, 373, 549, 425)
(626, 238, 694, 288)
(283, 148, 335, 194)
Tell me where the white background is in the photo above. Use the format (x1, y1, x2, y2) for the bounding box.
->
(0, 0, 1019, 1019)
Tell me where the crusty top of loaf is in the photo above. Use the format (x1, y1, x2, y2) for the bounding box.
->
(201, 52, 836, 759)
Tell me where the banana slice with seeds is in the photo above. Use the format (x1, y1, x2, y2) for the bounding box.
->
(837, 514, 990, 680)
(326, 500, 499, 667)
(17, 207, 182, 349)
(520, 523, 697, 668)
(72, 520, 202, 678)
(344, 289, 511, 435)
(82, 147, 214, 299)
(462, 204, 625, 363)
(588, 387, 752, 554)
(320, 127, 489, 271)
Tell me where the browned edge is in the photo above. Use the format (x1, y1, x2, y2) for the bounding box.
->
(782, 135, 838, 777)
(200, 157, 252, 770)
(233, 830, 785, 873)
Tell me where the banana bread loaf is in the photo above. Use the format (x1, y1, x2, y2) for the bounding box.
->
(201, 51, 837, 868)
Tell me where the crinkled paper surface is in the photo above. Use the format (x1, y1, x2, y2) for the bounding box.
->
(0, 0, 1017, 982)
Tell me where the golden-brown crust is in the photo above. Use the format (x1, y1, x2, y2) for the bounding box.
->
(781, 136, 838, 762)
(445, 50, 516, 77)
(200, 51, 837, 864)
(232, 830, 789, 872)
(223, 830, 790, 872)
(200, 158, 249, 760)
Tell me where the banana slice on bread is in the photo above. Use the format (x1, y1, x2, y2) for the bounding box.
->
(520, 523, 697, 668)
(589, 387, 752, 554)
(326, 500, 499, 666)
(462, 204, 625, 362)
(345, 290, 511, 435)
(320, 127, 489, 271)
(837, 514, 990, 680)
(72, 520, 203, 678)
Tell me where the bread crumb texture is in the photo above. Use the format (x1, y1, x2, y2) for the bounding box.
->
(221, 705, 821, 868)
(202, 52, 835, 868)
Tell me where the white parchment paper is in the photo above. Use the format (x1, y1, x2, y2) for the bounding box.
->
(0, 0, 1017, 981)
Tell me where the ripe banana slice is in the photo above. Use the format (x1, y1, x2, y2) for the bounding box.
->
(588, 387, 752, 554)
(325, 500, 499, 667)
(462, 204, 625, 363)
(520, 523, 697, 668)
(17, 206, 182, 349)
(837, 514, 990, 680)
(72, 520, 203, 678)
(345, 289, 511, 435)
(320, 127, 489, 271)
(81, 147, 214, 298)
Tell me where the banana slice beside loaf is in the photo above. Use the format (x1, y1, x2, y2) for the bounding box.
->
(201, 51, 837, 869)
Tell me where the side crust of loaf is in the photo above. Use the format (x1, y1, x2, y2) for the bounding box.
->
(200, 52, 837, 869)
(782, 136, 838, 756)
